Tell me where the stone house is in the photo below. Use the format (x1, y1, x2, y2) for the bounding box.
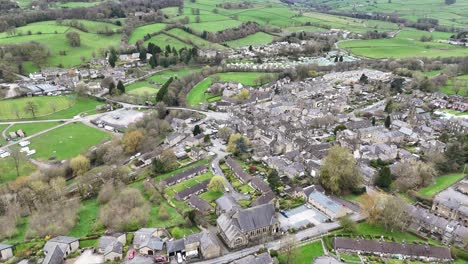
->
(217, 203, 279, 249)
(43, 236, 79, 264)
(308, 191, 351, 220)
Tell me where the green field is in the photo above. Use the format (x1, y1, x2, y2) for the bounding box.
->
(0, 96, 103, 121)
(188, 20, 243, 32)
(167, 28, 226, 50)
(309, 0, 468, 29)
(126, 67, 199, 96)
(29, 122, 112, 160)
(0, 124, 8, 146)
(225, 32, 275, 48)
(418, 173, 466, 199)
(129, 23, 167, 44)
(0, 157, 36, 184)
(278, 241, 324, 264)
(6, 122, 60, 137)
(339, 29, 468, 59)
(144, 33, 191, 50)
(439, 75, 468, 96)
(0, 21, 120, 70)
(187, 72, 276, 106)
(54, 1, 103, 8)
(68, 199, 100, 237)
(199, 190, 223, 203)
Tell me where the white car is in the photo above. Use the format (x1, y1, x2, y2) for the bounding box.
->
(176, 252, 183, 263)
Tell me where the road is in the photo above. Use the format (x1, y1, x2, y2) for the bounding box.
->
(208, 138, 248, 201)
(196, 213, 367, 264)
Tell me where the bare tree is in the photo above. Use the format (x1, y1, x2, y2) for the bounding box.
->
(11, 107, 20, 119)
(10, 149, 24, 178)
(48, 102, 57, 112)
(280, 235, 299, 264)
(23, 101, 38, 118)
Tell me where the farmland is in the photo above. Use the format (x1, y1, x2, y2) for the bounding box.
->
(129, 23, 167, 44)
(0, 96, 103, 121)
(144, 33, 192, 50)
(187, 72, 276, 106)
(167, 28, 226, 50)
(29, 122, 112, 160)
(339, 29, 468, 59)
(439, 74, 468, 96)
(225, 32, 276, 48)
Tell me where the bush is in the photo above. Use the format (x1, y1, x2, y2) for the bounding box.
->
(269, 249, 279, 258)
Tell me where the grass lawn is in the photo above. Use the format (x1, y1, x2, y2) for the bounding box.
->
(127, 87, 159, 96)
(79, 238, 98, 248)
(165, 172, 214, 197)
(129, 23, 167, 44)
(238, 184, 254, 194)
(6, 122, 60, 137)
(3, 217, 28, 244)
(0, 26, 120, 71)
(147, 201, 186, 228)
(167, 28, 226, 50)
(170, 226, 200, 239)
(187, 72, 276, 106)
(187, 20, 242, 32)
(439, 74, 468, 96)
(199, 190, 223, 203)
(69, 199, 101, 238)
(144, 33, 192, 50)
(0, 96, 103, 121)
(340, 253, 361, 263)
(0, 124, 8, 145)
(418, 173, 466, 199)
(441, 109, 468, 117)
(339, 29, 468, 59)
(0, 157, 36, 184)
(278, 241, 324, 264)
(225, 32, 276, 48)
(352, 222, 430, 243)
(29, 122, 112, 161)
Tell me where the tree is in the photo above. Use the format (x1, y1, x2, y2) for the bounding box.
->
(227, 133, 250, 155)
(384, 115, 391, 128)
(117, 80, 125, 94)
(238, 88, 250, 100)
(148, 55, 158, 68)
(153, 149, 177, 174)
(203, 134, 211, 144)
(375, 166, 392, 189)
(371, 116, 376, 126)
(319, 146, 362, 194)
(268, 170, 281, 191)
(122, 130, 144, 154)
(208, 176, 226, 192)
(359, 73, 369, 84)
(217, 127, 233, 142)
(364, 194, 408, 231)
(9, 149, 24, 178)
(70, 155, 90, 176)
(280, 235, 298, 264)
(393, 160, 437, 191)
(65, 32, 81, 47)
(139, 49, 146, 61)
(108, 82, 115, 95)
(108, 48, 118, 68)
(445, 0, 456, 4)
(339, 215, 356, 233)
(159, 205, 169, 220)
(23, 101, 39, 118)
(193, 125, 202, 136)
(100, 188, 150, 231)
(333, 124, 347, 135)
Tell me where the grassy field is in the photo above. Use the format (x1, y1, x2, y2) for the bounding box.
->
(187, 72, 276, 106)
(352, 222, 431, 243)
(126, 67, 199, 96)
(6, 122, 60, 137)
(68, 199, 101, 238)
(188, 20, 243, 33)
(339, 29, 468, 59)
(0, 96, 103, 121)
(0, 21, 120, 70)
(309, 0, 468, 29)
(199, 190, 223, 203)
(225, 32, 275, 48)
(0, 157, 36, 184)
(129, 23, 167, 44)
(29, 122, 112, 161)
(0, 124, 8, 146)
(144, 33, 192, 50)
(418, 173, 466, 199)
(167, 28, 226, 50)
(439, 75, 468, 96)
(278, 241, 324, 264)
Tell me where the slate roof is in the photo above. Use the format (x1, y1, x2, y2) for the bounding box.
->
(104, 241, 123, 255)
(0, 244, 13, 251)
(215, 194, 240, 213)
(174, 179, 210, 201)
(309, 191, 344, 214)
(189, 195, 213, 213)
(236, 203, 276, 232)
(333, 238, 452, 260)
(133, 228, 158, 247)
(233, 252, 273, 264)
(166, 239, 184, 254)
(42, 245, 64, 264)
(226, 157, 252, 183)
(250, 176, 272, 193)
(165, 165, 207, 186)
(251, 191, 275, 207)
(141, 237, 164, 250)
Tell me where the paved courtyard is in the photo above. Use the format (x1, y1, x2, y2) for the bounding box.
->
(278, 204, 330, 231)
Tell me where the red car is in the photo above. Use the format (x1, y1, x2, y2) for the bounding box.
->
(128, 250, 135, 260)
(154, 256, 168, 263)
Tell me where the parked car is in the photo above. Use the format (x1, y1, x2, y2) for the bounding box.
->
(154, 256, 168, 263)
(177, 252, 183, 263)
(128, 250, 135, 260)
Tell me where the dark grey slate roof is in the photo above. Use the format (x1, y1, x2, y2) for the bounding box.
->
(236, 203, 276, 232)
(250, 176, 272, 193)
(104, 241, 123, 255)
(166, 239, 184, 254)
(174, 179, 210, 201)
(251, 191, 275, 207)
(226, 157, 252, 183)
(42, 245, 64, 264)
(165, 165, 207, 186)
(215, 194, 239, 212)
(189, 195, 213, 213)
(234, 252, 273, 264)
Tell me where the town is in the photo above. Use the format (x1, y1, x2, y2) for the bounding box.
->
(0, 0, 467, 264)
